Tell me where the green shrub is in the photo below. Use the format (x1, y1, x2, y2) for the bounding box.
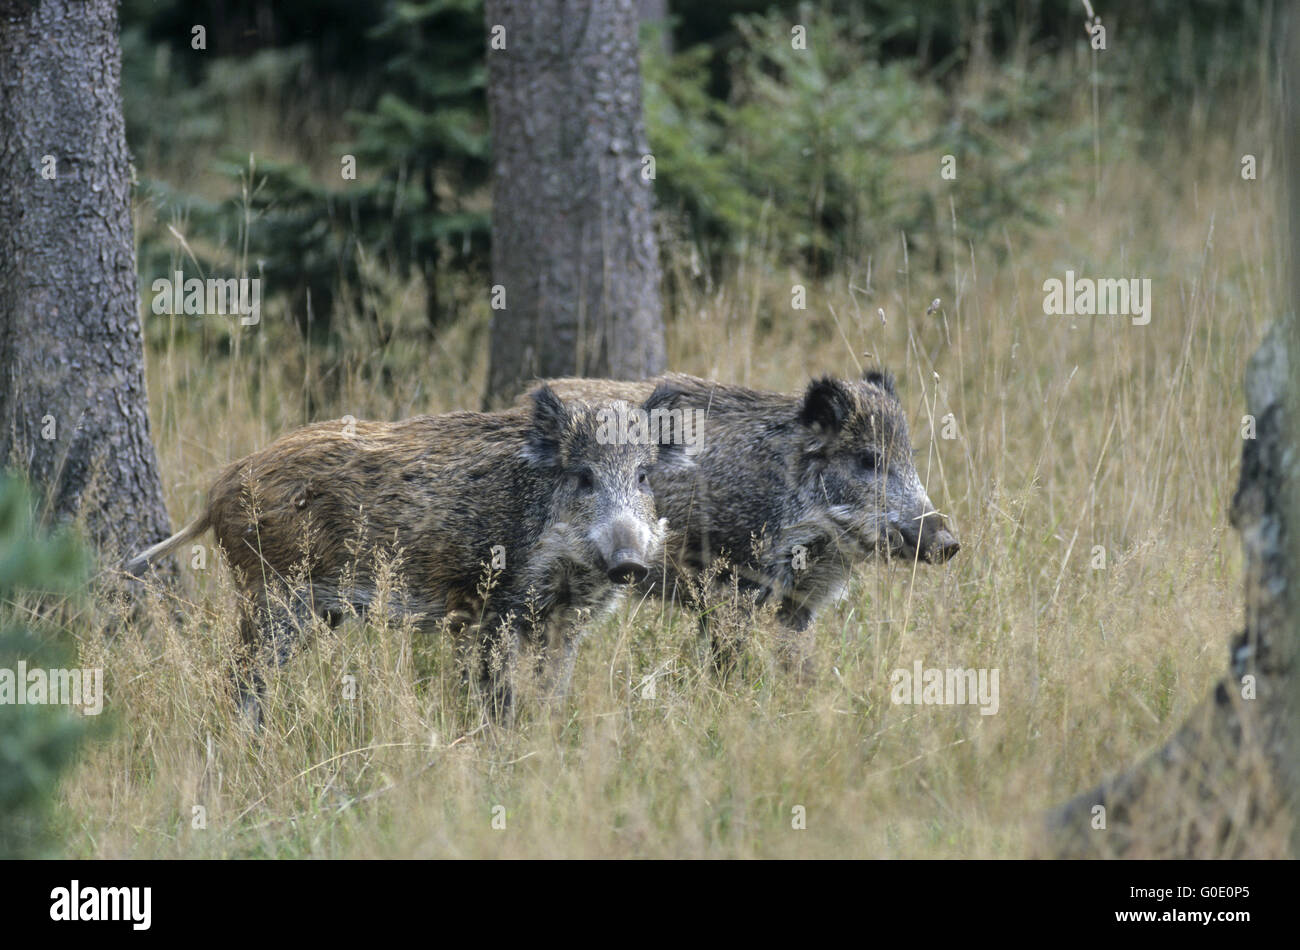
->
(0, 477, 93, 858)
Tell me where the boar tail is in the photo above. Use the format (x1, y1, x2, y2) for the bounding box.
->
(125, 514, 211, 576)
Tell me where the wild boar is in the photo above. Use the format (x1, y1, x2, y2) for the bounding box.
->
(128, 385, 687, 722)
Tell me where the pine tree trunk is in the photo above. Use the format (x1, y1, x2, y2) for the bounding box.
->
(639, 0, 672, 54)
(482, 0, 666, 408)
(0, 0, 171, 560)
(1283, 5, 1300, 857)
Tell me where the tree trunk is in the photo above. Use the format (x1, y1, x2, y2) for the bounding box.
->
(639, 0, 672, 55)
(0, 0, 171, 561)
(1043, 319, 1293, 857)
(482, 0, 666, 408)
(1283, 4, 1300, 857)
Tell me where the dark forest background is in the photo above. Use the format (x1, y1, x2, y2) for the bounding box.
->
(120, 0, 1271, 341)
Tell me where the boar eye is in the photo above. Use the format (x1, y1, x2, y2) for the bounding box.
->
(575, 469, 596, 492)
(860, 449, 882, 473)
(636, 467, 650, 490)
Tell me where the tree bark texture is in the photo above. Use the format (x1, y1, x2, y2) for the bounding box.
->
(0, 0, 171, 560)
(483, 0, 666, 408)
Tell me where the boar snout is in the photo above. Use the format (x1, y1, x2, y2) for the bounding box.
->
(607, 554, 650, 585)
(594, 516, 656, 585)
(923, 524, 961, 562)
(893, 511, 960, 563)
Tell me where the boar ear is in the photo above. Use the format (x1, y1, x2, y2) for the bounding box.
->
(799, 376, 853, 452)
(524, 384, 569, 468)
(863, 368, 897, 398)
(642, 382, 680, 413)
(641, 383, 695, 470)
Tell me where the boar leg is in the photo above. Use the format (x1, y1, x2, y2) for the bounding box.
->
(537, 624, 582, 708)
(231, 586, 322, 728)
(474, 617, 523, 724)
